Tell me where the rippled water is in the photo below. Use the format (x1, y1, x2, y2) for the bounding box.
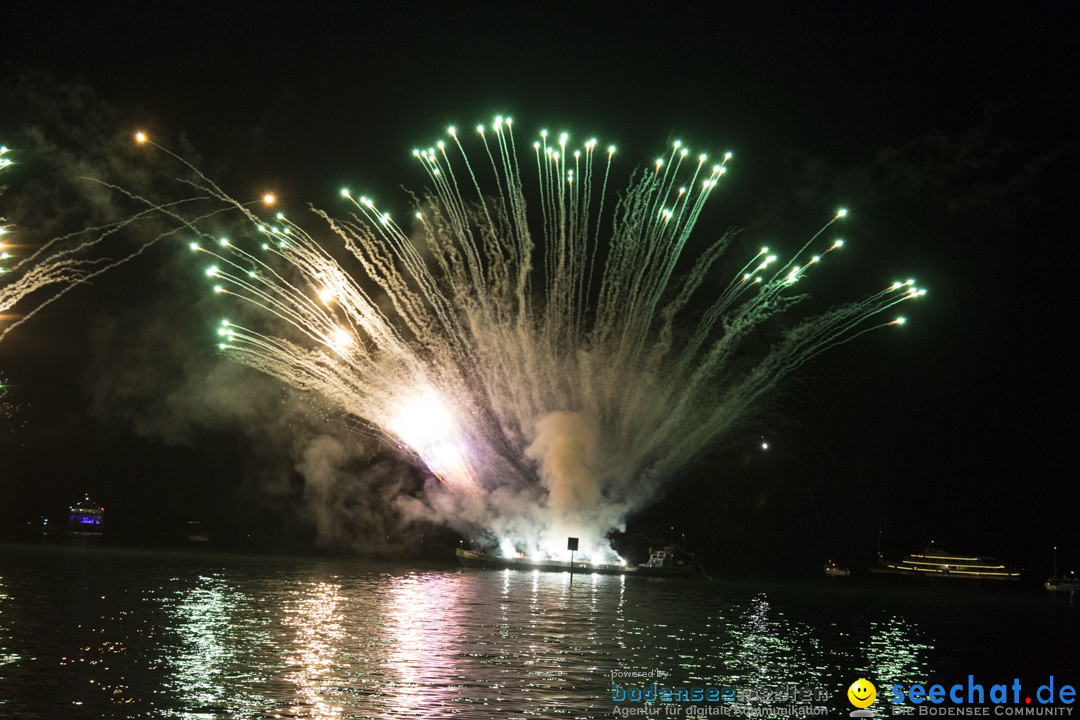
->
(0, 544, 1076, 718)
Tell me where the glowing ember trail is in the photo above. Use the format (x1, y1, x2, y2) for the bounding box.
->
(0, 143, 167, 344)
(135, 119, 924, 560)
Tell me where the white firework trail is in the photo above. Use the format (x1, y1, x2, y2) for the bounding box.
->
(133, 119, 924, 560)
(0, 143, 177, 344)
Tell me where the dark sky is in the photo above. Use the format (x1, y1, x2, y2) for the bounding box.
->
(1, 2, 1076, 573)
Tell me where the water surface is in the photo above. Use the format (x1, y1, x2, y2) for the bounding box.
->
(1, 545, 1075, 718)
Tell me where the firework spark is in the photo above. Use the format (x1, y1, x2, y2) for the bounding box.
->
(0, 143, 172, 344)
(136, 119, 923, 560)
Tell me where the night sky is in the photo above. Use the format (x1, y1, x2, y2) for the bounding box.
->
(2, 2, 1076, 575)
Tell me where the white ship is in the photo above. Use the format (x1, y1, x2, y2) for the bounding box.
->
(872, 547, 1019, 581)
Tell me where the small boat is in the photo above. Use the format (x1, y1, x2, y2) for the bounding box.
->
(824, 560, 850, 577)
(1044, 547, 1077, 591)
(186, 520, 211, 543)
(871, 546, 1019, 581)
(636, 546, 702, 577)
(67, 494, 104, 536)
(1044, 575, 1080, 592)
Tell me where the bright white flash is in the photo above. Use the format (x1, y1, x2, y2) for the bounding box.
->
(392, 394, 458, 451)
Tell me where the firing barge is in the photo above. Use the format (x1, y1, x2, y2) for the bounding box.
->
(455, 545, 700, 577)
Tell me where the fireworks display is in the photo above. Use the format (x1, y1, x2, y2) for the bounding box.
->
(137, 119, 923, 560)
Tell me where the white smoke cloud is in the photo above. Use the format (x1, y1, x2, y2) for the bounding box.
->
(523, 411, 625, 559)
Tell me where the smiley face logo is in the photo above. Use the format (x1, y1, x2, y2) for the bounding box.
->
(848, 678, 876, 708)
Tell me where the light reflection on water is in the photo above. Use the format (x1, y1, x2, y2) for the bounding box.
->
(156, 572, 282, 717)
(0, 546, 1074, 718)
(0, 574, 18, 668)
(281, 579, 348, 719)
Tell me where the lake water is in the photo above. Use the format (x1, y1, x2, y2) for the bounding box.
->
(0, 544, 1076, 719)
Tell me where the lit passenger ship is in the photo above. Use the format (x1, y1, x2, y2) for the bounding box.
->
(872, 547, 1019, 581)
(67, 494, 105, 536)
